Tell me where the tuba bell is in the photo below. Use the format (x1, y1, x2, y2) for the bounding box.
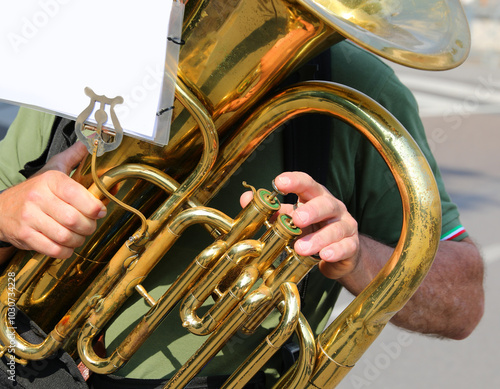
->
(0, 0, 470, 388)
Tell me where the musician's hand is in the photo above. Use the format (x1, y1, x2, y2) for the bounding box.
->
(240, 171, 360, 279)
(0, 142, 107, 259)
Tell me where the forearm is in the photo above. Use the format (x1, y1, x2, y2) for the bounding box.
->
(338, 235, 484, 340)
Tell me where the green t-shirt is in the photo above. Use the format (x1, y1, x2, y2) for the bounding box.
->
(0, 42, 467, 384)
(0, 109, 55, 189)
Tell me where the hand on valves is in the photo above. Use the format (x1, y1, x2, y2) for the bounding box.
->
(240, 171, 360, 280)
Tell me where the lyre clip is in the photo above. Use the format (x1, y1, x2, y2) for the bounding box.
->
(75, 87, 124, 156)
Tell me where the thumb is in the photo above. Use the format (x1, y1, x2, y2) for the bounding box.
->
(44, 141, 89, 175)
(239, 191, 253, 208)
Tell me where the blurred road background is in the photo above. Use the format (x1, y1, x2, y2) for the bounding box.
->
(1, 1, 499, 388)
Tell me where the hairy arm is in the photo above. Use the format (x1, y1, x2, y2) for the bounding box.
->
(340, 236, 484, 340)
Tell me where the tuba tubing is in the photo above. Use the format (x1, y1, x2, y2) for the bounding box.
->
(141, 81, 442, 388)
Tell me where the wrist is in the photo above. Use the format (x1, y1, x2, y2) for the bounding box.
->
(337, 235, 392, 296)
(337, 243, 367, 296)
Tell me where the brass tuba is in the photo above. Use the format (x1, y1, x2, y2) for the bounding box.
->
(0, 0, 470, 388)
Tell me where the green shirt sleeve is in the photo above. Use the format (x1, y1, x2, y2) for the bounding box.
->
(0, 107, 56, 190)
(329, 42, 467, 245)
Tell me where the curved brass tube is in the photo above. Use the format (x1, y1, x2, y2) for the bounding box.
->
(76, 206, 235, 375)
(75, 78, 439, 386)
(0, 306, 61, 361)
(77, 184, 284, 372)
(190, 80, 440, 388)
(165, 283, 299, 389)
(0, 254, 62, 360)
(0, 77, 220, 362)
(224, 308, 316, 389)
(79, 79, 439, 385)
(273, 312, 317, 389)
(0, 79, 441, 389)
(180, 241, 263, 335)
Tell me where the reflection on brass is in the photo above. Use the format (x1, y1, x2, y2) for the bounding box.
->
(0, 1, 468, 388)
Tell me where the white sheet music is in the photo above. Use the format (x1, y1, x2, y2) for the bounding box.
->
(0, 0, 179, 143)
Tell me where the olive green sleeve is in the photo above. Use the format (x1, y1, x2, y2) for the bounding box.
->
(329, 42, 467, 245)
(356, 67, 467, 244)
(371, 73, 467, 243)
(0, 107, 56, 190)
